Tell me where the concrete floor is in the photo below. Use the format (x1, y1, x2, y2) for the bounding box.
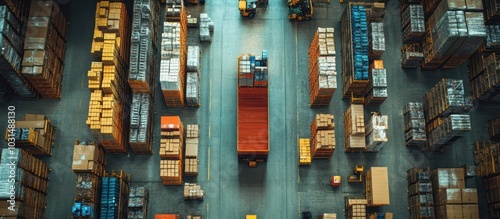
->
(0, 0, 499, 218)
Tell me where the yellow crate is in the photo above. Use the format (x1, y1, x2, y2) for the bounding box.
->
(299, 138, 311, 165)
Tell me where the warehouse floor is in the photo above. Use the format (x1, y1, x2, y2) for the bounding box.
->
(0, 0, 499, 218)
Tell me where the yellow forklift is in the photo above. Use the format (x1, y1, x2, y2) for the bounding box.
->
(239, 0, 268, 18)
(347, 166, 364, 183)
(288, 0, 313, 21)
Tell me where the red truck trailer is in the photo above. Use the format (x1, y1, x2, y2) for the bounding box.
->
(237, 51, 269, 166)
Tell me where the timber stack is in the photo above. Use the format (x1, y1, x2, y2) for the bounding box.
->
(86, 0, 132, 154)
(310, 114, 335, 159)
(308, 27, 337, 107)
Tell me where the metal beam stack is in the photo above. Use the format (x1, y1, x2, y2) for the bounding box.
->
(368, 22, 385, 59)
(199, 13, 213, 43)
(128, 186, 149, 219)
(309, 27, 337, 107)
(427, 114, 471, 151)
(129, 92, 153, 154)
(364, 60, 387, 106)
(0, 4, 39, 99)
(87, 1, 132, 154)
(186, 46, 201, 106)
(404, 102, 427, 147)
(22, 0, 68, 99)
(160, 4, 187, 107)
(401, 5, 425, 43)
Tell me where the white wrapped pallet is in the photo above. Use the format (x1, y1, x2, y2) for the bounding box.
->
(187, 46, 200, 72)
(186, 72, 200, 106)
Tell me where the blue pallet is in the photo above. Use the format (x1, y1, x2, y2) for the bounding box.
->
(351, 5, 369, 81)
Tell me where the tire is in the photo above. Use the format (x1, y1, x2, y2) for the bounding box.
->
(248, 12, 255, 18)
(296, 16, 303, 21)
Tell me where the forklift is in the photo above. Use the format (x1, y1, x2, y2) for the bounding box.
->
(347, 166, 364, 183)
(288, 0, 313, 21)
(239, 0, 268, 18)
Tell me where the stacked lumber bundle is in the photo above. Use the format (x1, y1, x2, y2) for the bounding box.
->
(468, 48, 500, 101)
(341, 4, 370, 99)
(298, 138, 311, 165)
(0, 4, 39, 99)
(345, 198, 367, 219)
(185, 124, 199, 176)
(183, 183, 204, 200)
(364, 60, 387, 106)
(365, 113, 388, 152)
(426, 114, 471, 151)
(186, 46, 201, 106)
(4, 114, 56, 156)
(475, 141, 500, 217)
(431, 168, 479, 219)
(344, 104, 366, 152)
(21, 0, 68, 99)
(128, 186, 149, 219)
(100, 170, 130, 219)
(308, 27, 337, 107)
(420, 0, 486, 70)
(86, 1, 131, 154)
(160, 116, 183, 185)
(0, 148, 50, 218)
(160, 2, 187, 107)
(310, 114, 335, 159)
(129, 93, 153, 154)
(407, 167, 434, 219)
(404, 102, 427, 147)
(401, 5, 425, 43)
(489, 117, 500, 142)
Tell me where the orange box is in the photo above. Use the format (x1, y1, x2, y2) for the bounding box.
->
(372, 60, 384, 69)
(155, 214, 180, 219)
(161, 116, 181, 131)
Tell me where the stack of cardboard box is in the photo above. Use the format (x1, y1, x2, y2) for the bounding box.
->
(5, 114, 56, 156)
(298, 138, 311, 165)
(185, 124, 199, 176)
(345, 198, 367, 219)
(160, 116, 183, 185)
(183, 183, 204, 200)
(344, 104, 366, 152)
(407, 167, 435, 219)
(311, 114, 335, 159)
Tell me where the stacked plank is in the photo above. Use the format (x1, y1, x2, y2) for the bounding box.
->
(185, 124, 199, 176)
(468, 48, 500, 101)
(365, 113, 388, 152)
(404, 102, 427, 147)
(160, 2, 187, 107)
(21, 0, 68, 99)
(0, 5, 39, 99)
(186, 46, 201, 106)
(298, 138, 311, 165)
(401, 43, 424, 68)
(308, 27, 337, 107)
(432, 168, 479, 219)
(475, 142, 500, 218)
(310, 114, 335, 159)
(129, 93, 153, 154)
(364, 60, 387, 106)
(87, 1, 132, 154)
(426, 114, 471, 151)
(183, 183, 204, 200)
(160, 116, 183, 185)
(407, 167, 435, 219)
(341, 4, 370, 99)
(483, 0, 500, 24)
(237, 51, 269, 163)
(345, 198, 367, 219)
(4, 114, 56, 156)
(344, 104, 366, 152)
(401, 5, 425, 43)
(71, 140, 106, 219)
(128, 186, 149, 219)
(128, 0, 159, 155)
(0, 148, 50, 218)
(489, 117, 500, 142)
(421, 0, 486, 70)
(100, 170, 130, 219)
(368, 22, 385, 59)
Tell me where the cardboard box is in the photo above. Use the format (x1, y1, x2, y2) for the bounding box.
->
(437, 205, 463, 219)
(72, 144, 102, 172)
(437, 188, 462, 205)
(366, 167, 390, 206)
(462, 204, 479, 219)
(161, 116, 181, 131)
(461, 188, 478, 204)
